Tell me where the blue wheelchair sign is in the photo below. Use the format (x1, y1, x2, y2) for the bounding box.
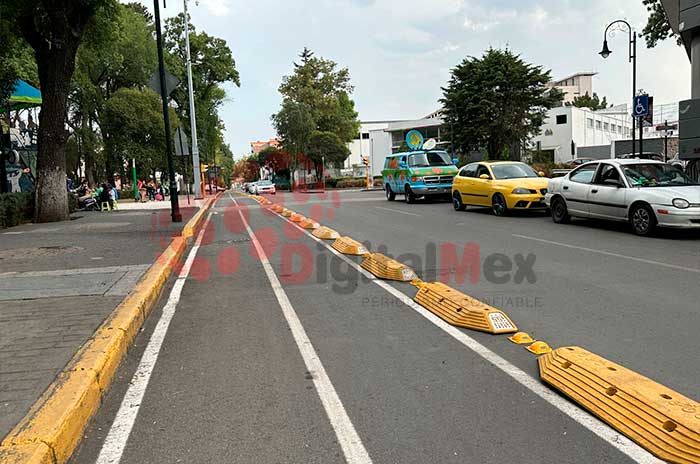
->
(633, 94, 650, 118)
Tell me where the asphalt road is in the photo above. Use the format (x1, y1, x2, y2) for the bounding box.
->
(71, 190, 700, 464)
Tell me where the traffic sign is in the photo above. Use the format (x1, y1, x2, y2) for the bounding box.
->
(174, 128, 190, 157)
(633, 94, 650, 118)
(149, 71, 180, 97)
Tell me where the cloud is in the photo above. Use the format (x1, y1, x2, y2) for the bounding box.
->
(198, 0, 231, 17)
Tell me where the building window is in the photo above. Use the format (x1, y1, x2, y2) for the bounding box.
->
(596, 120, 602, 130)
(556, 115, 567, 125)
(604, 122, 609, 131)
(587, 118, 594, 128)
(362, 133, 370, 139)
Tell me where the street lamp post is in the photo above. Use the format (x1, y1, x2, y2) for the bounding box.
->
(153, 0, 182, 222)
(183, 0, 203, 199)
(600, 19, 638, 157)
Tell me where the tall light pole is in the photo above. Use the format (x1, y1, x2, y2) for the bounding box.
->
(183, 0, 203, 199)
(600, 19, 638, 157)
(153, 0, 182, 222)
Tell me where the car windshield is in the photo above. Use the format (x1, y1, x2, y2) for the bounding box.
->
(622, 163, 697, 187)
(490, 163, 539, 180)
(258, 181, 272, 185)
(408, 151, 451, 167)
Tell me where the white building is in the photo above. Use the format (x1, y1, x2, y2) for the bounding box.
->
(532, 106, 633, 163)
(346, 121, 406, 177)
(547, 72, 597, 105)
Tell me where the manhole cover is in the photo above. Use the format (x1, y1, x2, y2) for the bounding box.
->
(0, 246, 83, 260)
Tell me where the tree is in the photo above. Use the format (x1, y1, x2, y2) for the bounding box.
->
(441, 48, 563, 159)
(642, 0, 680, 48)
(0, 0, 114, 222)
(571, 92, 609, 111)
(273, 48, 359, 184)
(103, 88, 179, 179)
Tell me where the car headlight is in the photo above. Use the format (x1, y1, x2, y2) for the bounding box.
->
(411, 176, 425, 182)
(672, 198, 690, 209)
(512, 187, 531, 195)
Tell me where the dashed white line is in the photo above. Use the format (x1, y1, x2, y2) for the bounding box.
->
(374, 206, 422, 217)
(95, 213, 212, 464)
(233, 196, 373, 464)
(513, 234, 700, 274)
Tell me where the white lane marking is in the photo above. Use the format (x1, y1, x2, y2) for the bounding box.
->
(513, 234, 700, 274)
(374, 206, 421, 217)
(274, 209, 664, 464)
(95, 213, 212, 464)
(233, 195, 372, 464)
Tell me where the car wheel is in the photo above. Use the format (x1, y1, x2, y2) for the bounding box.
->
(386, 184, 396, 201)
(453, 191, 466, 211)
(405, 185, 416, 204)
(491, 193, 508, 216)
(630, 203, 657, 236)
(551, 197, 570, 224)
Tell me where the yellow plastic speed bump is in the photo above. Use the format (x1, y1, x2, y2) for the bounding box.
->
(414, 282, 517, 334)
(525, 341, 551, 355)
(312, 226, 340, 240)
(539, 347, 700, 464)
(290, 213, 305, 223)
(281, 209, 293, 217)
(332, 236, 369, 256)
(509, 332, 535, 345)
(300, 218, 320, 229)
(272, 204, 284, 213)
(361, 253, 417, 282)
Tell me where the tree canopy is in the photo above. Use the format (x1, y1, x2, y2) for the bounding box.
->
(571, 92, 609, 111)
(441, 48, 563, 159)
(272, 48, 357, 185)
(642, 0, 680, 48)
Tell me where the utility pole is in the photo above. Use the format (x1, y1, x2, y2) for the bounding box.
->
(153, 0, 182, 223)
(183, 0, 203, 199)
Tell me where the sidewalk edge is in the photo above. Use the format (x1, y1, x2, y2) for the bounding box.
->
(0, 194, 221, 464)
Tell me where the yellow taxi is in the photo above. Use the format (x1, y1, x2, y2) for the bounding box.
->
(451, 161, 550, 216)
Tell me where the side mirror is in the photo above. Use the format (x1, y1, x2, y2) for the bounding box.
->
(452, 158, 459, 165)
(538, 171, 546, 177)
(479, 174, 491, 180)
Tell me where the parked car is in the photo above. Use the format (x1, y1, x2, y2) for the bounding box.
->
(255, 180, 276, 194)
(382, 150, 459, 203)
(546, 159, 700, 236)
(617, 152, 664, 161)
(452, 161, 550, 216)
(566, 157, 595, 167)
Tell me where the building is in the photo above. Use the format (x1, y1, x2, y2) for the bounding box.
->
(345, 121, 406, 177)
(250, 138, 280, 155)
(532, 106, 633, 163)
(547, 72, 597, 105)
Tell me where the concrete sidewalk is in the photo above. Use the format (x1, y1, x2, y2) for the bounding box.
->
(0, 206, 196, 441)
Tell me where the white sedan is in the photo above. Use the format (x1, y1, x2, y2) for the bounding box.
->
(545, 159, 700, 236)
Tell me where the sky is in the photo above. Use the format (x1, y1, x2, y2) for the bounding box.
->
(154, 0, 691, 158)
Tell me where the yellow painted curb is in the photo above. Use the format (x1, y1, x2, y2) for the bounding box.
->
(0, 196, 218, 463)
(182, 193, 220, 240)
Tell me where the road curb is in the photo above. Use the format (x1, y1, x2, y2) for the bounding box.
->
(0, 194, 220, 464)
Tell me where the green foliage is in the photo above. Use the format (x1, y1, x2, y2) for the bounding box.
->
(273, 48, 359, 175)
(103, 87, 179, 176)
(0, 192, 33, 228)
(441, 47, 562, 160)
(570, 92, 609, 111)
(642, 0, 680, 48)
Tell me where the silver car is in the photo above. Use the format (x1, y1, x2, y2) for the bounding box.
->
(545, 159, 700, 236)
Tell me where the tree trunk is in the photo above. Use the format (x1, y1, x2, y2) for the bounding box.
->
(34, 45, 80, 222)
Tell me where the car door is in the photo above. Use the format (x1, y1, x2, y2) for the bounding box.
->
(469, 164, 492, 206)
(562, 163, 598, 217)
(588, 163, 628, 220)
(454, 164, 478, 204)
(395, 155, 408, 192)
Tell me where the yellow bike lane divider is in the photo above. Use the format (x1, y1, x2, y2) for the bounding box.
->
(0, 194, 222, 464)
(540, 346, 700, 464)
(361, 253, 417, 282)
(332, 236, 369, 256)
(312, 226, 340, 240)
(413, 282, 518, 335)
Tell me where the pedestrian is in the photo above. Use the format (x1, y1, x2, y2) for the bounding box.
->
(99, 183, 113, 210)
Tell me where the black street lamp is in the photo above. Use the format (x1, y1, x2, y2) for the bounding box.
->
(600, 19, 640, 157)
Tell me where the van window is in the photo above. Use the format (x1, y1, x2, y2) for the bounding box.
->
(408, 151, 451, 167)
(399, 156, 407, 166)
